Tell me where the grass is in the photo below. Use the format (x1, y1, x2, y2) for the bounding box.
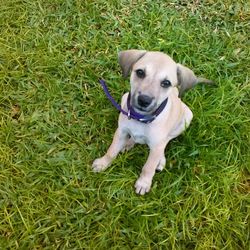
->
(0, 0, 249, 249)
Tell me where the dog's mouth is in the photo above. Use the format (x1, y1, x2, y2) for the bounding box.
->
(131, 96, 157, 115)
(132, 104, 155, 114)
(126, 92, 169, 123)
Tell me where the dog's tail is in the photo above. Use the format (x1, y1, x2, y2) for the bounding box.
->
(197, 77, 214, 85)
(178, 77, 214, 96)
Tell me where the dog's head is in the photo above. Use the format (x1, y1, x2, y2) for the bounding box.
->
(118, 50, 206, 114)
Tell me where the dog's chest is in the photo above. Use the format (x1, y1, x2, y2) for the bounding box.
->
(130, 132, 147, 144)
(125, 123, 149, 144)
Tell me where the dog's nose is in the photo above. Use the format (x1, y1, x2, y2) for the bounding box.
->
(137, 95, 153, 108)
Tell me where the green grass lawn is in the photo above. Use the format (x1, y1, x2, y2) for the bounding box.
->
(0, 0, 249, 249)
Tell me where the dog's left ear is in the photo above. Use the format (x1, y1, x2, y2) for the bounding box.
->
(118, 50, 147, 78)
(177, 64, 213, 96)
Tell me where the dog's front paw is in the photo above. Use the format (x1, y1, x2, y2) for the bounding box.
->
(92, 156, 111, 172)
(135, 177, 152, 195)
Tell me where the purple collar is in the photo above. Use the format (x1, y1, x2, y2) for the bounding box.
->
(99, 79, 168, 124)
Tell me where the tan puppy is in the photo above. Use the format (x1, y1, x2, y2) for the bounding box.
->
(92, 50, 211, 195)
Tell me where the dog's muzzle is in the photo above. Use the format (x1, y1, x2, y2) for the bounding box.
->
(137, 95, 153, 108)
(132, 94, 156, 113)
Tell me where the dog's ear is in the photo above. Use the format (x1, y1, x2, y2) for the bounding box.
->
(118, 50, 147, 78)
(177, 64, 213, 96)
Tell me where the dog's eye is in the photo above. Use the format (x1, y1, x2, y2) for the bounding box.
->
(160, 80, 171, 88)
(135, 69, 145, 78)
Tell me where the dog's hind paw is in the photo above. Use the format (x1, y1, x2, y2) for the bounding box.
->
(135, 177, 152, 195)
(92, 156, 111, 172)
(121, 138, 135, 152)
(156, 156, 166, 172)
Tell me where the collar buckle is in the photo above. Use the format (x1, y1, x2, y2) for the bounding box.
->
(139, 115, 156, 123)
(127, 110, 131, 120)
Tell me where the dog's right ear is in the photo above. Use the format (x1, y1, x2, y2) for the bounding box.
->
(118, 50, 147, 78)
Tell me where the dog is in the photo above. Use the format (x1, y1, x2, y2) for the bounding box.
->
(92, 50, 212, 195)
